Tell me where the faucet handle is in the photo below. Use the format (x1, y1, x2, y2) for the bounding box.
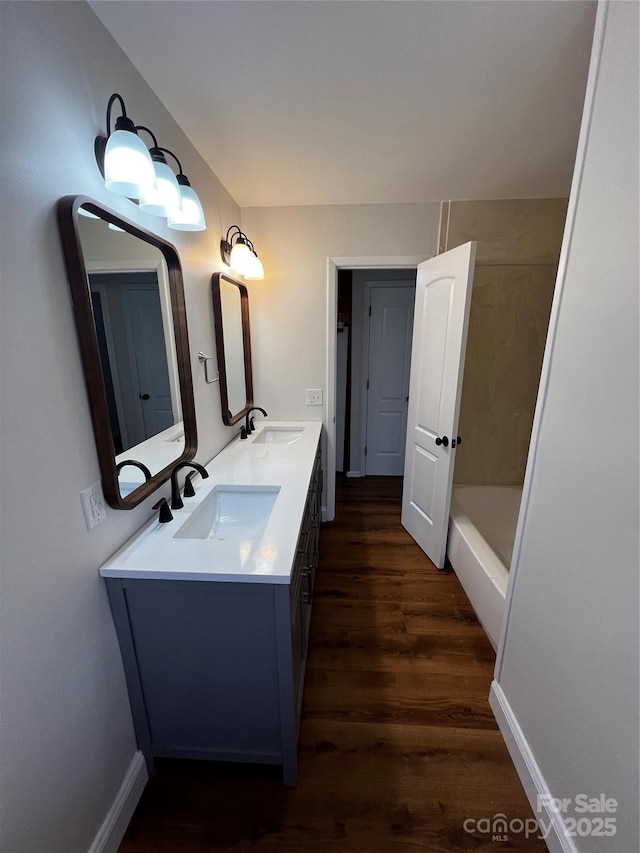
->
(183, 471, 197, 498)
(152, 498, 173, 523)
(240, 426, 248, 439)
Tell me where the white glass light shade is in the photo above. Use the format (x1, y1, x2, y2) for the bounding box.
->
(139, 161, 181, 216)
(244, 253, 265, 280)
(167, 185, 206, 232)
(228, 240, 253, 274)
(103, 129, 156, 199)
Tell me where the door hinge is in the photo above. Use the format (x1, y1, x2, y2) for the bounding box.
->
(366, 379, 369, 390)
(368, 305, 372, 317)
(364, 446, 368, 456)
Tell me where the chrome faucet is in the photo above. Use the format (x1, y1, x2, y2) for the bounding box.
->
(170, 461, 209, 510)
(244, 407, 268, 435)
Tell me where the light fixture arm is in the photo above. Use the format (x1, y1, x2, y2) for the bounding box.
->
(131, 132, 191, 189)
(95, 93, 141, 178)
(156, 147, 189, 184)
(224, 225, 244, 244)
(104, 92, 139, 137)
(134, 130, 185, 179)
(220, 225, 246, 266)
(105, 93, 127, 135)
(134, 124, 160, 149)
(136, 130, 185, 175)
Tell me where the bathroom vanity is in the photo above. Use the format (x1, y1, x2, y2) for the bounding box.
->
(100, 421, 322, 786)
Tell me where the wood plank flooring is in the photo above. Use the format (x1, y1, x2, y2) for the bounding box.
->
(119, 475, 546, 852)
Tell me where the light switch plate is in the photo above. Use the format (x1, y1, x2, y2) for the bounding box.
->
(80, 481, 108, 530)
(306, 389, 323, 406)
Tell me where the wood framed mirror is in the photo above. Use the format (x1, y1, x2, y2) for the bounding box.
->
(57, 195, 197, 509)
(211, 273, 253, 425)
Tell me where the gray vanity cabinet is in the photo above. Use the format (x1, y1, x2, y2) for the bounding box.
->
(105, 444, 322, 787)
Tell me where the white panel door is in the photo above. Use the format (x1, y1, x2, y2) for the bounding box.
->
(126, 285, 174, 439)
(366, 285, 415, 475)
(401, 243, 476, 568)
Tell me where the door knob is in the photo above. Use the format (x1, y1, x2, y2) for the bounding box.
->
(452, 436, 462, 448)
(435, 435, 449, 447)
(139, 393, 150, 400)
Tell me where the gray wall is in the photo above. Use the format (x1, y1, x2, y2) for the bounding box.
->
(495, 2, 639, 849)
(0, 3, 240, 851)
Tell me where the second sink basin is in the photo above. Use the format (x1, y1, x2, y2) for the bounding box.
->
(253, 427, 303, 444)
(173, 485, 281, 541)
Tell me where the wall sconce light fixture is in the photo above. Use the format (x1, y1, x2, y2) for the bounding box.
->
(95, 93, 206, 231)
(220, 226, 265, 279)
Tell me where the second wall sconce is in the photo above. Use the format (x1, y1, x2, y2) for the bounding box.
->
(94, 93, 206, 232)
(220, 226, 264, 280)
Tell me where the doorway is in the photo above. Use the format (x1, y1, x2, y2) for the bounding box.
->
(336, 268, 416, 479)
(326, 255, 424, 522)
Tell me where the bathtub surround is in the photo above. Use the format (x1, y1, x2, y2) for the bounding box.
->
(443, 200, 566, 650)
(443, 198, 567, 487)
(438, 199, 568, 266)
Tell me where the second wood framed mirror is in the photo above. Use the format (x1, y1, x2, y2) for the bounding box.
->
(211, 273, 253, 426)
(57, 195, 197, 508)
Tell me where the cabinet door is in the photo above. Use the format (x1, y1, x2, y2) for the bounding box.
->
(300, 561, 312, 659)
(290, 549, 305, 710)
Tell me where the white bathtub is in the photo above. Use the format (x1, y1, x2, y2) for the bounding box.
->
(447, 485, 522, 649)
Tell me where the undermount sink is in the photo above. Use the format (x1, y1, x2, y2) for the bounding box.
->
(173, 485, 280, 541)
(253, 427, 303, 445)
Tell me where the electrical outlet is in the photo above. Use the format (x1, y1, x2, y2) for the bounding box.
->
(80, 481, 108, 530)
(306, 388, 323, 406)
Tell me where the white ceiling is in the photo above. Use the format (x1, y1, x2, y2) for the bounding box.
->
(90, 0, 596, 208)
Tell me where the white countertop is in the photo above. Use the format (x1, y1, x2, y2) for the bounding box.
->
(100, 421, 322, 584)
(115, 422, 185, 496)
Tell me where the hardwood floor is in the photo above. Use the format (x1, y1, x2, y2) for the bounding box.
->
(119, 475, 546, 852)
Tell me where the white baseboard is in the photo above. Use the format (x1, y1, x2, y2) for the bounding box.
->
(345, 470, 362, 478)
(88, 750, 148, 853)
(489, 682, 577, 853)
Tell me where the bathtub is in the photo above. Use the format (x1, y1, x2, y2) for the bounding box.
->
(447, 485, 522, 649)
